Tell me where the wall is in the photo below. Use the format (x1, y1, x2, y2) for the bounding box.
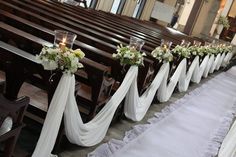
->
(178, 0, 195, 26)
(163, 0, 177, 7)
(96, 0, 114, 12)
(122, 0, 137, 17)
(191, 0, 215, 36)
(140, 0, 156, 20)
(228, 0, 236, 17)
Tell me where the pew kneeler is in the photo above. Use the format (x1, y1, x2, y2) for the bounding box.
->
(0, 94, 29, 157)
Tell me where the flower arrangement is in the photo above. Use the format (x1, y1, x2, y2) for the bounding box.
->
(36, 46, 85, 74)
(188, 45, 204, 57)
(224, 45, 233, 53)
(151, 45, 173, 62)
(172, 45, 191, 58)
(199, 46, 217, 55)
(217, 45, 233, 54)
(217, 16, 230, 29)
(112, 44, 146, 66)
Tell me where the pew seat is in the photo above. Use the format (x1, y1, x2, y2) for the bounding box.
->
(0, 94, 29, 157)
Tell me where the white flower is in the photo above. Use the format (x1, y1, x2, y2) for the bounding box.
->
(112, 53, 117, 58)
(37, 46, 85, 74)
(112, 44, 145, 66)
(151, 46, 173, 62)
(42, 60, 58, 70)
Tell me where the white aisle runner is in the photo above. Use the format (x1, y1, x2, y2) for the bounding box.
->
(89, 69, 236, 157)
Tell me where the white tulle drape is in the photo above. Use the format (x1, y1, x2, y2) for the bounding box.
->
(31, 52, 233, 157)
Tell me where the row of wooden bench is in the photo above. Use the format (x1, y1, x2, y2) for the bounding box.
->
(0, 0, 207, 120)
(0, 0, 215, 154)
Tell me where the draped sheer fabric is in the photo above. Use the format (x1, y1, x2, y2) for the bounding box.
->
(64, 67, 138, 146)
(31, 53, 233, 157)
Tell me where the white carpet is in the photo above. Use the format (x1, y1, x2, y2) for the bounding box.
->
(89, 69, 236, 157)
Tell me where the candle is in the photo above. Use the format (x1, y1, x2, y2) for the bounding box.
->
(59, 37, 66, 51)
(130, 45, 136, 51)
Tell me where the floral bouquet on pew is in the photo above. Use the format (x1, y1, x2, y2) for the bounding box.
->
(112, 44, 146, 66)
(36, 46, 85, 74)
(151, 44, 173, 63)
(196, 45, 213, 56)
(217, 44, 233, 54)
(113, 36, 146, 66)
(189, 45, 204, 57)
(172, 45, 191, 58)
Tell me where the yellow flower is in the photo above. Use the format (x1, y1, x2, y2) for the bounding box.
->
(74, 49, 85, 59)
(162, 44, 168, 52)
(163, 44, 167, 49)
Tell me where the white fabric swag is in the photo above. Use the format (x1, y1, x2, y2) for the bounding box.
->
(32, 52, 233, 157)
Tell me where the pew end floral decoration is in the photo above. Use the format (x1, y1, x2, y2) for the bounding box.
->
(36, 46, 85, 74)
(217, 44, 233, 54)
(189, 46, 204, 57)
(151, 45, 173, 63)
(112, 44, 146, 66)
(172, 45, 191, 58)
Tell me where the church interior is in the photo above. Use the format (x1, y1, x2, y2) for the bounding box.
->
(0, 0, 236, 157)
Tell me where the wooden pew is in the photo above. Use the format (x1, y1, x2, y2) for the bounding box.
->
(44, 0, 180, 47)
(44, 0, 170, 47)
(95, 11, 187, 44)
(0, 1, 156, 93)
(8, 0, 156, 52)
(0, 21, 116, 120)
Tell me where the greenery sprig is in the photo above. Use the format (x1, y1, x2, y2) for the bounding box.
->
(217, 16, 230, 29)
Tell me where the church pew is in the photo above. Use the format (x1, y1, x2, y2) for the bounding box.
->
(95, 11, 187, 44)
(42, 0, 199, 51)
(0, 0, 120, 47)
(45, 0, 175, 47)
(3, 0, 168, 67)
(70, 8, 190, 45)
(8, 0, 156, 52)
(0, 40, 114, 152)
(0, 1, 156, 93)
(1, 0, 184, 89)
(24, 0, 161, 48)
(0, 21, 117, 120)
(44, 0, 181, 47)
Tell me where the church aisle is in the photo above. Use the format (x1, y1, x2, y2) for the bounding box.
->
(89, 67, 236, 157)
